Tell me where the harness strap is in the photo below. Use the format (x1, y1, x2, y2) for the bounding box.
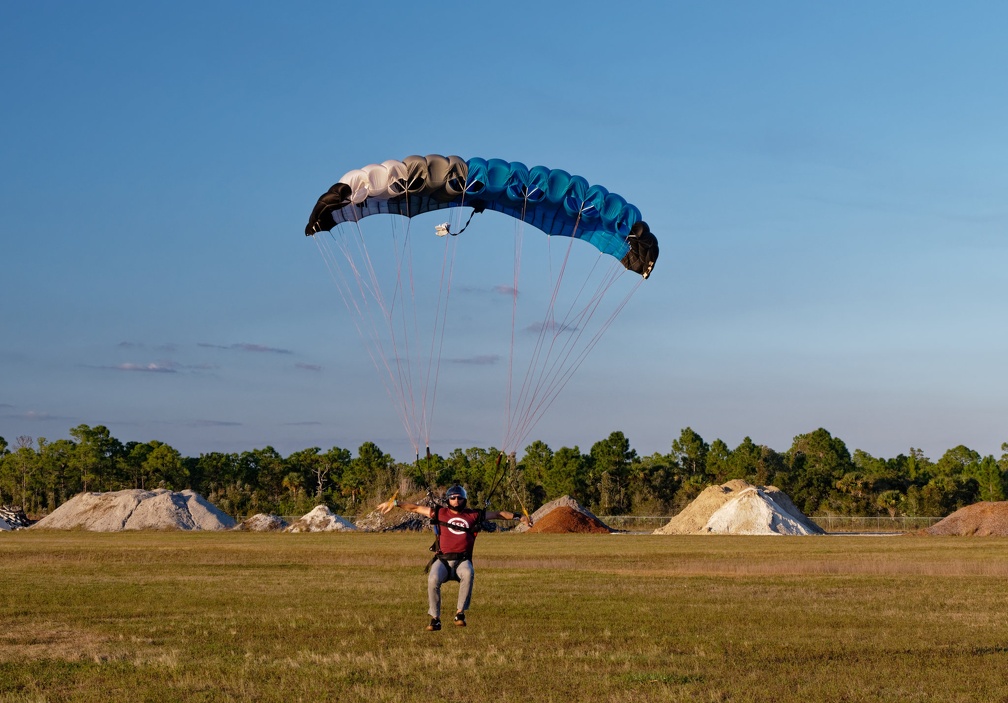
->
(425, 554, 470, 581)
(428, 506, 486, 534)
(423, 506, 483, 574)
(428, 518, 481, 534)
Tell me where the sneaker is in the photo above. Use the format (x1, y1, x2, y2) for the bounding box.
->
(453, 612, 466, 627)
(426, 618, 441, 631)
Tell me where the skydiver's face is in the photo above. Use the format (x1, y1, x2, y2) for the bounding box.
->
(448, 495, 465, 510)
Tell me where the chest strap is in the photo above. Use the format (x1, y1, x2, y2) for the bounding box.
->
(423, 506, 484, 574)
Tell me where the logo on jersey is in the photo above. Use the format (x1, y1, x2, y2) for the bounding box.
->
(447, 516, 471, 535)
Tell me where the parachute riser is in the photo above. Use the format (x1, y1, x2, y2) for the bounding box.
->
(435, 204, 483, 238)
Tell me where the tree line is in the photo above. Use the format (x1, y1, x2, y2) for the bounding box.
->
(1, 424, 1006, 520)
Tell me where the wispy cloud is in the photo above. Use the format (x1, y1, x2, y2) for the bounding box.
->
(199, 342, 293, 354)
(189, 419, 242, 428)
(447, 354, 500, 366)
(295, 362, 323, 372)
(110, 362, 179, 373)
(457, 285, 518, 297)
(96, 360, 217, 373)
(118, 341, 178, 352)
(524, 320, 579, 335)
(1, 409, 73, 422)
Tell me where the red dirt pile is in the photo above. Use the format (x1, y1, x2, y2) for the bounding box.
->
(923, 501, 1008, 536)
(527, 506, 611, 534)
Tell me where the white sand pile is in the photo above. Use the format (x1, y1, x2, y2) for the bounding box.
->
(655, 480, 824, 535)
(515, 495, 603, 533)
(30, 489, 236, 531)
(286, 505, 356, 533)
(236, 513, 288, 531)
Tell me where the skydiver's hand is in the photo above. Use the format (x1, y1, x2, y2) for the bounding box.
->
(377, 497, 397, 514)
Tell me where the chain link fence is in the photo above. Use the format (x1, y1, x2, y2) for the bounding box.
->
(598, 515, 943, 533)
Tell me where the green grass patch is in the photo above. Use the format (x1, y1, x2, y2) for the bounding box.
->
(1, 532, 1006, 702)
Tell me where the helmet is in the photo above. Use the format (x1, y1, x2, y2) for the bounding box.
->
(445, 485, 468, 508)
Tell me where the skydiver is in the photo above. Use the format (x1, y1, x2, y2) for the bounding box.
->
(378, 484, 528, 631)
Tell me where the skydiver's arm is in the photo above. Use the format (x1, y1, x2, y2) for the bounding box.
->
(382, 500, 433, 519)
(486, 509, 528, 524)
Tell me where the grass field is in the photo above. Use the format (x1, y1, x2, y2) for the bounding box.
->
(2, 531, 1006, 702)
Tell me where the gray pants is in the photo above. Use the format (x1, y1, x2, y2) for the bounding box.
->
(427, 558, 474, 618)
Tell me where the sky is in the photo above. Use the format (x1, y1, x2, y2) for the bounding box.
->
(2, 2, 1006, 464)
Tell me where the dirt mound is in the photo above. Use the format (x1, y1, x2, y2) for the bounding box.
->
(356, 508, 429, 532)
(236, 513, 288, 532)
(30, 489, 235, 531)
(527, 506, 611, 533)
(356, 491, 443, 532)
(655, 480, 823, 535)
(923, 501, 1008, 536)
(286, 505, 356, 532)
(515, 495, 604, 533)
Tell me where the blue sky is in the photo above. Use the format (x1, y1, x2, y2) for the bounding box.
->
(2, 2, 1006, 463)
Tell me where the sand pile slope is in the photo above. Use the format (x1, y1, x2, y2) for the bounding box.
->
(705, 486, 824, 535)
(655, 480, 823, 535)
(286, 505, 356, 532)
(527, 506, 611, 533)
(236, 513, 288, 531)
(654, 480, 750, 534)
(515, 495, 605, 533)
(923, 501, 1008, 536)
(30, 489, 235, 531)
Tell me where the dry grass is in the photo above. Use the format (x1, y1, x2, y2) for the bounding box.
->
(1, 531, 1007, 702)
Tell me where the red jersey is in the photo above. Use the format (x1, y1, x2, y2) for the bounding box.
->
(434, 506, 482, 556)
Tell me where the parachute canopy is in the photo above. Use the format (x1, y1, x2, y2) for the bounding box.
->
(305, 155, 658, 278)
